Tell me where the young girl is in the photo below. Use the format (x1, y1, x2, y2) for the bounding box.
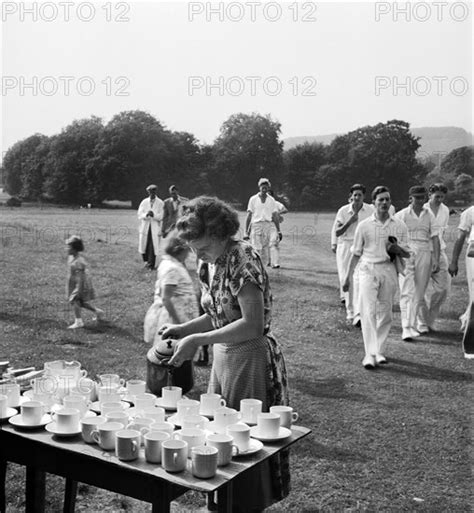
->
(66, 235, 104, 329)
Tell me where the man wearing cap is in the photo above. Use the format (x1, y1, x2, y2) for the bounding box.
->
(244, 178, 281, 267)
(334, 184, 373, 326)
(343, 186, 409, 369)
(137, 185, 164, 269)
(423, 183, 451, 331)
(395, 185, 440, 341)
(162, 185, 189, 238)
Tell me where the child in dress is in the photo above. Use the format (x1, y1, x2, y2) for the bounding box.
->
(66, 235, 104, 329)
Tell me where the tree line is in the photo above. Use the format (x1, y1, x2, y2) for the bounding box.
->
(2, 110, 472, 210)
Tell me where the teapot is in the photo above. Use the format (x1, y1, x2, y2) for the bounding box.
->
(146, 338, 193, 396)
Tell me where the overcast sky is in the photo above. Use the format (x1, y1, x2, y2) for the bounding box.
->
(1, 1, 472, 155)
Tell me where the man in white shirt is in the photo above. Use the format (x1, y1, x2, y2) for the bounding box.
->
(334, 184, 373, 325)
(343, 186, 409, 369)
(244, 178, 281, 267)
(424, 183, 451, 331)
(395, 186, 440, 340)
(137, 184, 164, 269)
(449, 206, 474, 342)
(268, 190, 288, 269)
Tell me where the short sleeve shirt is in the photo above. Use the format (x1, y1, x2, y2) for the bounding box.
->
(351, 214, 409, 264)
(395, 206, 438, 250)
(335, 202, 374, 242)
(458, 206, 474, 243)
(198, 240, 272, 334)
(247, 194, 277, 223)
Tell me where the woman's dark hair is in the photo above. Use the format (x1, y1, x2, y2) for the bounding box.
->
(164, 230, 189, 258)
(176, 196, 240, 241)
(429, 183, 448, 194)
(371, 185, 390, 201)
(66, 236, 84, 252)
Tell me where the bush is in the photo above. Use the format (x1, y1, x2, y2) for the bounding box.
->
(6, 197, 22, 207)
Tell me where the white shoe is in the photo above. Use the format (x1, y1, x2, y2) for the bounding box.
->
(410, 328, 421, 338)
(93, 308, 105, 321)
(68, 319, 84, 329)
(362, 355, 376, 369)
(375, 354, 387, 365)
(417, 325, 429, 334)
(402, 329, 413, 341)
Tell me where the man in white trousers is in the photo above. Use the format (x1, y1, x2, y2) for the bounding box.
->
(244, 178, 281, 267)
(424, 183, 451, 331)
(137, 184, 164, 270)
(448, 205, 474, 339)
(268, 190, 288, 268)
(395, 186, 440, 341)
(343, 186, 409, 369)
(334, 184, 373, 326)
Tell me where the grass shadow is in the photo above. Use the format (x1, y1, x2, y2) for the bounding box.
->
(384, 358, 473, 383)
(293, 437, 368, 463)
(292, 376, 366, 401)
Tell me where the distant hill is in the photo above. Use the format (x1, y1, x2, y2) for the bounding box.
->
(283, 126, 473, 157)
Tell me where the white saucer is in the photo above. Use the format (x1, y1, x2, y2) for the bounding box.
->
(45, 422, 82, 437)
(234, 439, 263, 456)
(0, 407, 18, 422)
(50, 405, 97, 418)
(9, 413, 52, 429)
(90, 401, 131, 414)
(207, 421, 249, 434)
(198, 410, 214, 419)
(167, 414, 210, 428)
(155, 398, 178, 411)
(249, 426, 292, 442)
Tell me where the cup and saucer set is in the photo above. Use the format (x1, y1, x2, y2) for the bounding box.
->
(8, 400, 52, 430)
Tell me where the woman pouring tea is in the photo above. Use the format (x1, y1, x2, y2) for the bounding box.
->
(159, 196, 290, 512)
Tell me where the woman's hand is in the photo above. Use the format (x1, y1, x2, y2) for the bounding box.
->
(168, 336, 199, 367)
(158, 323, 184, 339)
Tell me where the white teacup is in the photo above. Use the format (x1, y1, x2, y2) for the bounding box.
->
(0, 395, 8, 417)
(214, 407, 241, 430)
(31, 376, 57, 395)
(52, 407, 81, 432)
(115, 429, 140, 461)
(135, 406, 165, 423)
(98, 387, 121, 404)
(181, 415, 209, 430)
(206, 433, 239, 466)
(162, 439, 188, 472)
(63, 395, 91, 417)
(191, 445, 218, 479)
(176, 399, 200, 421)
(81, 416, 106, 443)
(0, 383, 20, 407)
(126, 379, 146, 397)
(269, 405, 299, 429)
(226, 423, 250, 452)
(134, 393, 157, 410)
(92, 422, 122, 450)
(21, 400, 45, 425)
(200, 393, 226, 416)
(101, 401, 125, 416)
(174, 428, 206, 457)
(240, 398, 262, 424)
(30, 391, 55, 409)
(257, 412, 281, 438)
(127, 417, 155, 444)
(105, 411, 129, 428)
(161, 386, 182, 409)
(71, 377, 97, 402)
(99, 374, 125, 389)
(144, 431, 170, 463)
(149, 421, 175, 437)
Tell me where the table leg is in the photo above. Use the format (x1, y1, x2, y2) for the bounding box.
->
(63, 479, 78, 513)
(25, 467, 45, 513)
(0, 458, 6, 513)
(217, 482, 233, 513)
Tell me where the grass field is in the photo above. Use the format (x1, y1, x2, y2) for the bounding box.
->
(0, 205, 472, 512)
